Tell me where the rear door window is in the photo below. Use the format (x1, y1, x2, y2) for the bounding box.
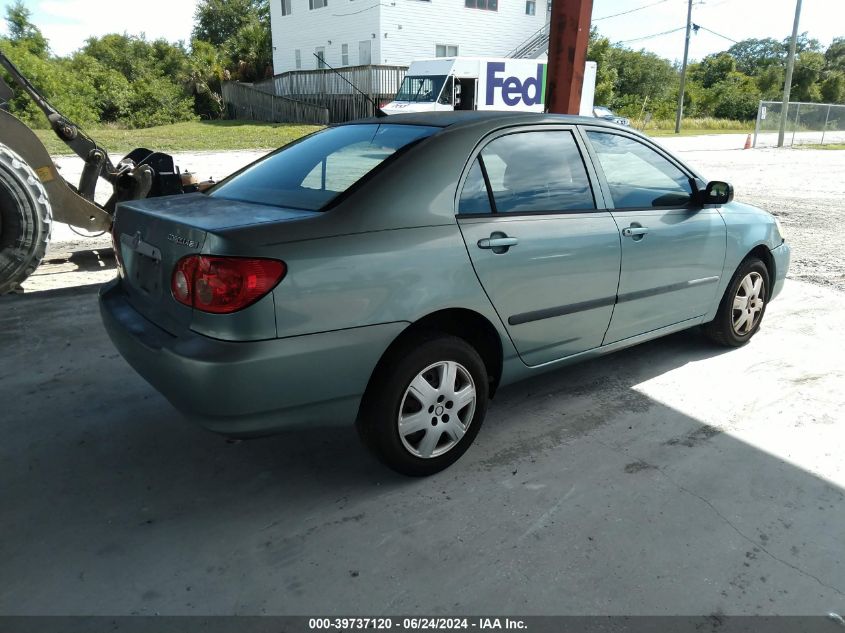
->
(461, 130, 595, 214)
(211, 124, 439, 211)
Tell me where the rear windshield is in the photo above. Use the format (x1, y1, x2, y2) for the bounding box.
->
(210, 124, 439, 211)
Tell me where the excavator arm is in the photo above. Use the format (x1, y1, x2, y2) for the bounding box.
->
(0, 49, 197, 292)
(0, 50, 117, 201)
(0, 50, 188, 213)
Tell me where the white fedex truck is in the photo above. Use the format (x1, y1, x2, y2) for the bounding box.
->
(382, 57, 597, 116)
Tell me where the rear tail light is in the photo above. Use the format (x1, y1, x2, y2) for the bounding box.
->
(171, 255, 286, 314)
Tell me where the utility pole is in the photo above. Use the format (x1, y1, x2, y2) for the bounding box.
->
(545, 0, 594, 115)
(674, 0, 693, 133)
(778, 0, 802, 147)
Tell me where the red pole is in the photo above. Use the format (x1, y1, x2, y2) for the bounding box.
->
(545, 0, 593, 115)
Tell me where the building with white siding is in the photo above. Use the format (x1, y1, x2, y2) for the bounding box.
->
(270, 0, 549, 75)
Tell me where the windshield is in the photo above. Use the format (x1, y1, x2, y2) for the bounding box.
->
(210, 124, 439, 211)
(594, 106, 614, 117)
(394, 75, 448, 103)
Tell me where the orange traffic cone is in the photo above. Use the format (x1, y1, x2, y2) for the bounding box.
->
(743, 134, 752, 150)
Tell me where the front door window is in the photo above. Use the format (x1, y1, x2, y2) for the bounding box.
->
(586, 131, 693, 208)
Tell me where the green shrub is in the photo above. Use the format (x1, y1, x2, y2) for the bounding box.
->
(124, 75, 198, 128)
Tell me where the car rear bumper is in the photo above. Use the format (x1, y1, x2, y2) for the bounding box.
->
(770, 241, 790, 301)
(99, 279, 407, 436)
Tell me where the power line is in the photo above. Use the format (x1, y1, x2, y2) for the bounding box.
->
(594, 0, 670, 22)
(694, 23, 738, 43)
(617, 26, 685, 45)
(331, 2, 389, 16)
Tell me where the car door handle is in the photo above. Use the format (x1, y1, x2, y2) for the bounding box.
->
(621, 226, 649, 237)
(478, 236, 519, 249)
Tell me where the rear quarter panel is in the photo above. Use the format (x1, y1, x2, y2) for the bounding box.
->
(257, 225, 512, 347)
(202, 216, 520, 370)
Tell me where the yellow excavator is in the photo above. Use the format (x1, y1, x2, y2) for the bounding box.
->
(0, 51, 204, 293)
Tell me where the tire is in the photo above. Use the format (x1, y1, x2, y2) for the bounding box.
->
(703, 256, 770, 347)
(357, 333, 489, 476)
(0, 143, 52, 295)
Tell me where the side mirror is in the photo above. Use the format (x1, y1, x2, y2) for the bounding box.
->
(703, 180, 734, 205)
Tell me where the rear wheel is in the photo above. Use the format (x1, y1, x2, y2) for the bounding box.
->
(0, 143, 52, 294)
(357, 334, 488, 476)
(704, 256, 769, 347)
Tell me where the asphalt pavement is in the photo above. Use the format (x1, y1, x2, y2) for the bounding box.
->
(1, 278, 843, 615)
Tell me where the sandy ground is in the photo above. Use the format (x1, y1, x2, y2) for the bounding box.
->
(655, 134, 845, 292)
(753, 129, 845, 149)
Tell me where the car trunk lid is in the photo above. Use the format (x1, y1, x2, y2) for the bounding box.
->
(113, 193, 317, 334)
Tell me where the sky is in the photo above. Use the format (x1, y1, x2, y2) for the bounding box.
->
(0, 0, 842, 62)
(590, 0, 844, 62)
(0, 0, 198, 55)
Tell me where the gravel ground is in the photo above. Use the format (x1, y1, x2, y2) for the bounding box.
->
(656, 134, 845, 292)
(20, 135, 845, 293)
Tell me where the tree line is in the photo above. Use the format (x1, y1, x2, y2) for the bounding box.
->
(0, 0, 272, 128)
(1, 0, 843, 129)
(588, 27, 845, 122)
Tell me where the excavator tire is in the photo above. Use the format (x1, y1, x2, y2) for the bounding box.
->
(0, 142, 52, 294)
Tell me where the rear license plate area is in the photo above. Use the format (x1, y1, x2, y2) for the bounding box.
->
(133, 253, 162, 297)
(121, 232, 163, 298)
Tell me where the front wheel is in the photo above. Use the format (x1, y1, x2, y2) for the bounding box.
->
(0, 143, 52, 294)
(704, 257, 770, 347)
(357, 334, 489, 476)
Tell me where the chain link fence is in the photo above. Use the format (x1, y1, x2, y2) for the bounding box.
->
(753, 101, 845, 148)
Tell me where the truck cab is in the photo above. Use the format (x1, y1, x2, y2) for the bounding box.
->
(382, 57, 596, 116)
(382, 59, 476, 115)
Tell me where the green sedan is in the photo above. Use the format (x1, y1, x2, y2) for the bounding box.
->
(100, 112, 790, 476)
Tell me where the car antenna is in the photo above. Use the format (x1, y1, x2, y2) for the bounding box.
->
(313, 53, 387, 118)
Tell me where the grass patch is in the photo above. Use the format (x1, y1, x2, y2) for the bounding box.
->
(633, 117, 752, 137)
(647, 127, 751, 137)
(797, 143, 845, 150)
(34, 120, 323, 156)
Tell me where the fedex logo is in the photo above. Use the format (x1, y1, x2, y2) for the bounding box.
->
(485, 62, 546, 107)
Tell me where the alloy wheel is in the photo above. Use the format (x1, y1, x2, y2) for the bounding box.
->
(397, 360, 477, 459)
(732, 271, 766, 335)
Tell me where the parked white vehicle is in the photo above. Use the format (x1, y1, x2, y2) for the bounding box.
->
(593, 105, 631, 127)
(382, 57, 597, 117)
